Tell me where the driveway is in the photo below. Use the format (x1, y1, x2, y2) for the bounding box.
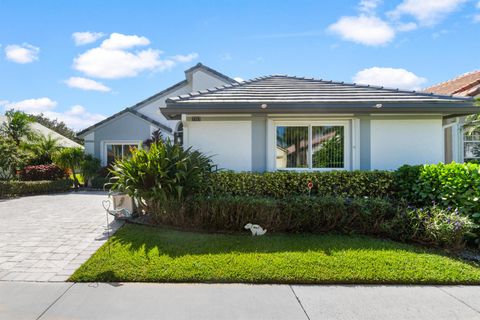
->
(0, 191, 123, 282)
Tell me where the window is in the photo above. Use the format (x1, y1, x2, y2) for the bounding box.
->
(106, 143, 138, 165)
(174, 123, 183, 146)
(464, 130, 480, 162)
(276, 124, 346, 170)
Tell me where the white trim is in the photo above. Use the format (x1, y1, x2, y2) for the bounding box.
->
(271, 119, 352, 171)
(352, 119, 361, 170)
(101, 140, 142, 166)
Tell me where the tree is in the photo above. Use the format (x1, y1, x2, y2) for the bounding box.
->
(0, 110, 34, 146)
(23, 134, 61, 165)
(0, 136, 27, 180)
(53, 147, 84, 188)
(30, 113, 82, 144)
(80, 154, 101, 187)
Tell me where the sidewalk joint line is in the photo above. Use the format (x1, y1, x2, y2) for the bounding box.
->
(436, 286, 480, 314)
(36, 282, 75, 320)
(289, 285, 311, 320)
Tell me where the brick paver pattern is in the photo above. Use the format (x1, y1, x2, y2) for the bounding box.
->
(0, 191, 123, 282)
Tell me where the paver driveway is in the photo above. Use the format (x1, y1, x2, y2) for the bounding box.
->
(0, 191, 123, 282)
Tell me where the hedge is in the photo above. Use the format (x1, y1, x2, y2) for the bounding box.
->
(150, 196, 473, 249)
(0, 179, 73, 198)
(19, 164, 69, 181)
(208, 170, 396, 198)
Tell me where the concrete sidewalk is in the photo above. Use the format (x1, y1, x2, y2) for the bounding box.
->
(1, 282, 479, 320)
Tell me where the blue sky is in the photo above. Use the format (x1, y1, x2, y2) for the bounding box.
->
(0, 0, 479, 130)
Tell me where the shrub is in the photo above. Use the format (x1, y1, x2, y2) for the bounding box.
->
(91, 176, 109, 190)
(208, 170, 396, 198)
(395, 163, 480, 245)
(387, 205, 475, 250)
(151, 196, 395, 235)
(19, 164, 68, 181)
(109, 141, 213, 204)
(0, 179, 72, 198)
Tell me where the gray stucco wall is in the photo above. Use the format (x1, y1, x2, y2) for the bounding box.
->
(359, 118, 371, 170)
(92, 113, 152, 160)
(251, 117, 267, 172)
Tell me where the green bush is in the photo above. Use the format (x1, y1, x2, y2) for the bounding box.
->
(395, 163, 480, 244)
(109, 141, 213, 205)
(208, 170, 396, 199)
(91, 176, 109, 190)
(0, 179, 72, 198)
(151, 195, 473, 249)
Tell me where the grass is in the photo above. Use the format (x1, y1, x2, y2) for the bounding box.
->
(70, 224, 480, 284)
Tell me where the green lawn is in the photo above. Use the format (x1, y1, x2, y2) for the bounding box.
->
(70, 224, 480, 284)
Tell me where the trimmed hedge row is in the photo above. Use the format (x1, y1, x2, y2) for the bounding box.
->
(0, 179, 73, 198)
(208, 170, 396, 198)
(19, 164, 69, 181)
(150, 196, 472, 249)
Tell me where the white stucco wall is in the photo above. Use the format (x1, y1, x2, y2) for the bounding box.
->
(370, 118, 443, 170)
(186, 120, 252, 171)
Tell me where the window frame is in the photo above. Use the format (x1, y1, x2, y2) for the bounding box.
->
(463, 130, 480, 161)
(101, 140, 142, 166)
(274, 120, 350, 171)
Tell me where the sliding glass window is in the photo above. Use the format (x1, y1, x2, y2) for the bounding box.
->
(276, 124, 346, 170)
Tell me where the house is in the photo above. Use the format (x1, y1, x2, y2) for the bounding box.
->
(0, 115, 81, 148)
(162, 74, 477, 172)
(424, 71, 480, 163)
(76, 63, 237, 166)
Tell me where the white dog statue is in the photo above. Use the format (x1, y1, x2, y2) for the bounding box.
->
(244, 223, 267, 236)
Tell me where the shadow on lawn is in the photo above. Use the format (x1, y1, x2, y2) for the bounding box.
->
(109, 224, 438, 259)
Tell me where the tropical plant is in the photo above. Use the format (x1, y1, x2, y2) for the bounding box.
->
(53, 147, 84, 188)
(0, 136, 28, 180)
(0, 110, 34, 146)
(143, 129, 163, 148)
(23, 134, 61, 165)
(109, 140, 213, 206)
(80, 154, 101, 187)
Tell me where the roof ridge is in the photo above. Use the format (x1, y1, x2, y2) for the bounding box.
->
(184, 62, 238, 83)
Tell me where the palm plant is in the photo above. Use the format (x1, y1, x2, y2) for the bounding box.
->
(53, 147, 84, 188)
(0, 110, 34, 146)
(109, 140, 213, 208)
(23, 134, 61, 165)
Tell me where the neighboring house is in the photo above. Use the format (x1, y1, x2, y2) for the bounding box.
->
(0, 115, 81, 148)
(424, 71, 480, 163)
(77, 63, 236, 166)
(162, 75, 477, 172)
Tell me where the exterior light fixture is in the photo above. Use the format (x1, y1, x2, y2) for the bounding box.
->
(374, 103, 383, 108)
(261, 103, 268, 109)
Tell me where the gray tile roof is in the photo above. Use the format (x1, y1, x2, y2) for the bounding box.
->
(167, 75, 472, 104)
(162, 75, 477, 119)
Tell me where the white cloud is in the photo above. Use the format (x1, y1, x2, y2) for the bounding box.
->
(73, 32, 198, 79)
(171, 53, 199, 63)
(396, 22, 417, 32)
(328, 15, 395, 46)
(43, 105, 106, 131)
(100, 33, 149, 50)
(2, 97, 57, 113)
(474, 14, 480, 23)
(65, 77, 111, 92)
(388, 0, 468, 26)
(234, 77, 244, 83)
(0, 98, 105, 131)
(5, 43, 39, 63)
(359, 0, 382, 14)
(72, 32, 105, 46)
(353, 67, 427, 90)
